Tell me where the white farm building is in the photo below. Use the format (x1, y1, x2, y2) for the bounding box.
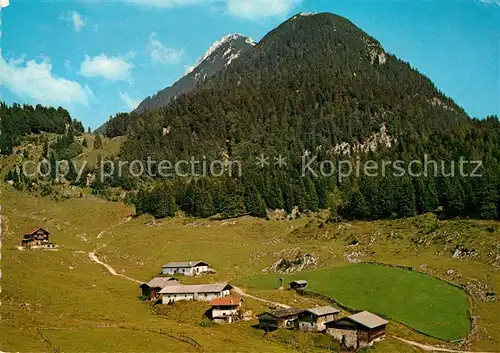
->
(160, 283, 232, 304)
(161, 261, 210, 276)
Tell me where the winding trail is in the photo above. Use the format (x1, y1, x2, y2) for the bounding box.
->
(88, 216, 141, 283)
(232, 286, 290, 309)
(88, 252, 142, 284)
(97, 216, 132, 239)
(391, 336, 498, 353)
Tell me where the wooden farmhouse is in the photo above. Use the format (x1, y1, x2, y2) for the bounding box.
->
(21, 227, 57, 249)
(289, 280, 308, 290)
(139, 277, 179, 300)
(324, 311, 388, 349)
(298, 306, 340, 332)
(160, 283, 232, 304)
(257, 308, 304, 331)
(161, 261, 210, 276)
(209, 296, 243, 323)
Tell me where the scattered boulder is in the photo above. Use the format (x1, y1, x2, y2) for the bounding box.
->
(263, 252, 317, 273)
(344, 251, 365, 263)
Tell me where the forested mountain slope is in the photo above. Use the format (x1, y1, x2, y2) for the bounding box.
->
(99, 34, 255, 135)
(27, 13, 500, 221)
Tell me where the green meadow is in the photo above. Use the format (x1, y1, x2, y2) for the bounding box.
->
(236, 263, 471, 341)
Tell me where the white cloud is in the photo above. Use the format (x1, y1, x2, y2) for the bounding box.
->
(0, 0, 10, 8)
(0, 50, 91, 107)
(479, 0, 500, 5)
(72, 11, 87, 32)
(60, 11, 87, 33)
(147, 33, 184, 65)
(118, 0, 299, 19)
(226, 0, 301, 20)
(121, 0, 206, 7)
(119, 91, 140, 110)
(80, 54, 133, 82)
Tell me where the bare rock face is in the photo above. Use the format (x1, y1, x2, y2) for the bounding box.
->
(332, 123, 395, 156)
(263, 251, 318, 274)
(343, 251, 365, 263)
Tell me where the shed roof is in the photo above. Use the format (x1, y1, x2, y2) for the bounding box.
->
(259, 307, 304, 319)
(306, 306, 340, 316)
(162, 261, 209, 268)
(209, 296, 242, 306)
(25, 227, 49, 236)
(140, 277, 179, 289)
(290, 280, 308, 285)
(347, 311, 388, 329)
(159, 283, 232, 294)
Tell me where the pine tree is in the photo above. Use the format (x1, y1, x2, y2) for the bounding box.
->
(66, 160, 77, 182)
(42, 138, 49, 158)
(93, 134, 103, 149)
(245, 184, 267, 218)
(305, 177, 319, 212)
(194, 188, 215, 218)
(152, 184, 178, 219)
(346, 188, 369, 220)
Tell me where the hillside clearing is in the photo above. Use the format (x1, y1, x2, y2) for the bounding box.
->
(236, 263, 471, 341)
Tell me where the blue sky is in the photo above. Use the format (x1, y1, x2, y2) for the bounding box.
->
(0, 0, 498, 129)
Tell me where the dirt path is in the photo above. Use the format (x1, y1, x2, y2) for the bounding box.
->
(97, 216, 132, 239)
(88, 252, 142, 284)
(232, 286, 290, 309)
(392, 336, 498, 353)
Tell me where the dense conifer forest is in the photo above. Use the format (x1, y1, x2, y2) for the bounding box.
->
(98, 13, 500, 221)
(0, 102, 84, 155)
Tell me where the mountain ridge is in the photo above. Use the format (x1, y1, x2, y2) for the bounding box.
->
(95, 33, 255, 134)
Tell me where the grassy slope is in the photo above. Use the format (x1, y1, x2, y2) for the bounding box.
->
(1, 183, 499, 352)
(236, 264, 470, 341)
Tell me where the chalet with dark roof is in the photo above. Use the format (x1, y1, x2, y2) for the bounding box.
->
(21, 227, 57, 249)
(257, 307, 304, 331)
(139, 277, 179, 300)
(324, 311, 388, 349)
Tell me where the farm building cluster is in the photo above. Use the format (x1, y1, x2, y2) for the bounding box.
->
(258, 306, 387, 350)
(141, 263, 388, 349)
(139, 261, 242, 323)
(20, 227, 58, 250)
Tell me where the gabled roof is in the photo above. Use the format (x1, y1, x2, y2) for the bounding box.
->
(209, 296, 242, 306)
(306, 306, 340, 317)
(258, 307, 304, 319)
(159, 283, 232, 294)
(162, 261, 209, 268)
(140, 277, 179, 289)
(347, 311, 388, 329)
(25, 227, 50, 236)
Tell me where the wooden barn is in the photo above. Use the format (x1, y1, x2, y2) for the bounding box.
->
(298, 306, 340, 331)
(324, 311, 388, 349)
(257, 308, 304, 331)
(139, 277, 179, 300)
(21, 227, 55, 249)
